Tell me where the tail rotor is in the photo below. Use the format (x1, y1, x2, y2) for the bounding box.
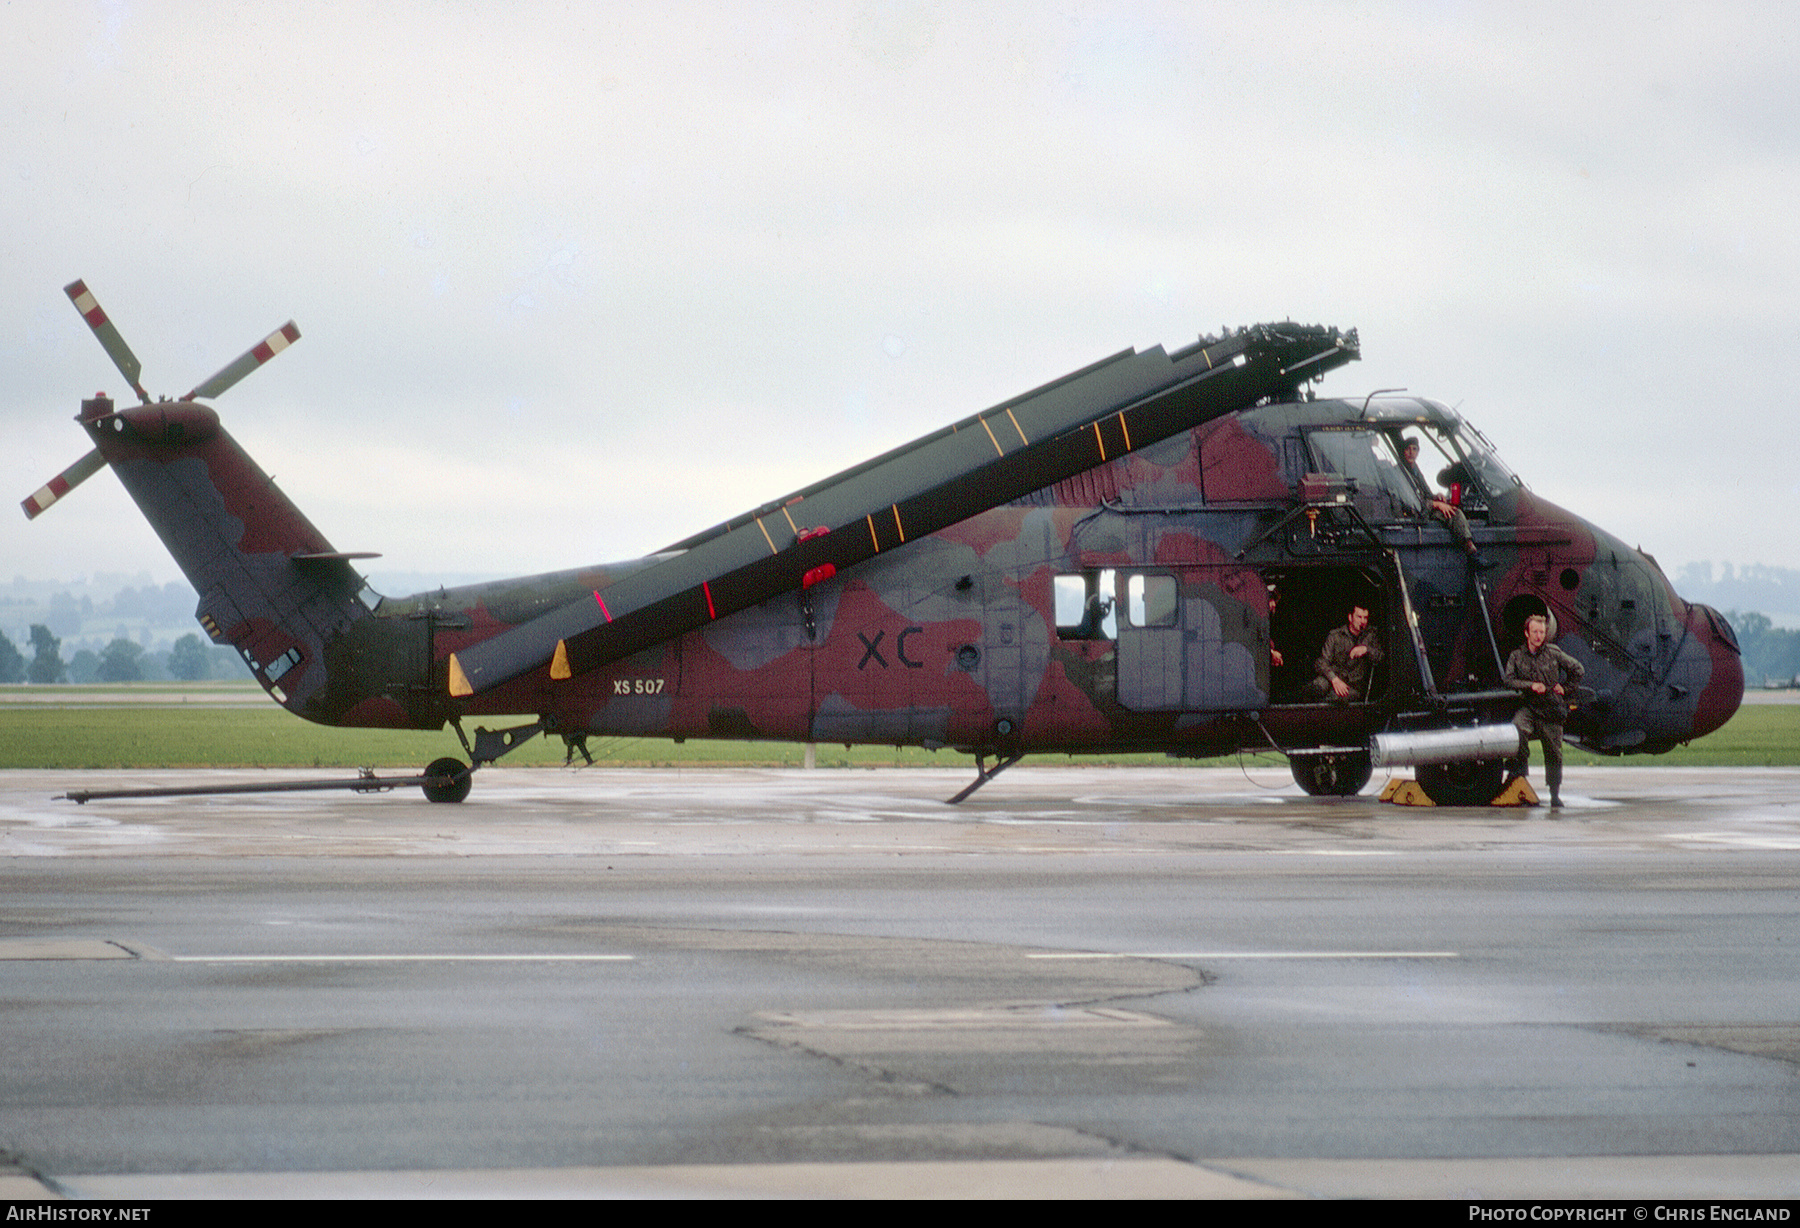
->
(64, 279, 149, 405)
(21, 279, 302, 520)
(21, 448, 107, 520)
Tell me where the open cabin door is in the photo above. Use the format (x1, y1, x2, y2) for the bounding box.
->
(1116, 566, 1269, 712)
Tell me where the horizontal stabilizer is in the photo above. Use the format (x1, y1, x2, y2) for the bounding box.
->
(21, 448, 108, 520)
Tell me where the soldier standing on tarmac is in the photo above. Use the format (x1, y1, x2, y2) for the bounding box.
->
(1504, 613, 1585, 809)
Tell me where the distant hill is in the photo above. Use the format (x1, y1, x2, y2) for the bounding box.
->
(1675, 562, 1800, 628)
(2, 570, 501, 682)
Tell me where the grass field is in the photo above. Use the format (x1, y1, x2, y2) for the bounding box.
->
(1, 684, 1794, 770)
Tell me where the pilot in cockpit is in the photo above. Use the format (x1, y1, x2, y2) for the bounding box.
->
(1402, 436, 1488, 570)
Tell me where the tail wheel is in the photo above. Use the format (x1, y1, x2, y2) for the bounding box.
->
(1290, 749, 1372, 796)
(422, 757, 472, 804)
(1416, 760, 1508, 806)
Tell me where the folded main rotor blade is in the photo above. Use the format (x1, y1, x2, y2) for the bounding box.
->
(447, 322, 1360, 697)
(64, 280, 149, 404)
(21, 448, 108, 520)
(185, 322, 301, 401)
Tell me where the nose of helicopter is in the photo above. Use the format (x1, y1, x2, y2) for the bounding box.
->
(1685, 603, 1745, 741)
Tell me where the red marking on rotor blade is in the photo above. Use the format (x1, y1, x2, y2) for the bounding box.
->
(65, 283, 107, 327)
(23, 449, 106, 519)
(592, 591, 611, 621)
(24, 476, 72, 519)
(702, 581, 717, 620)
(249, 324, 299, 366)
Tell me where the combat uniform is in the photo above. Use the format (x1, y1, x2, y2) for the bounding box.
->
(1307, 624, 1384, 701)
(1403, 458, 1476, 553)
(1504, 640, 1585, 805)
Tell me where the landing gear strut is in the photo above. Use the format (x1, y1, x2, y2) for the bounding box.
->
(425, 718, 549, 803)
(947, 751, 1024, 804)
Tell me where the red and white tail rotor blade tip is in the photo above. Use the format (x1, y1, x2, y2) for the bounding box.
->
(63, 280, 149, 404)
(21, 448, 108, 520)
(185, 321, 301, 401)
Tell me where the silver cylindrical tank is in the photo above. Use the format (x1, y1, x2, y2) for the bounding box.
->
(1369, 724, 1521, 769)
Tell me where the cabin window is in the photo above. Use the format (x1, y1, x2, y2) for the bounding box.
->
(1054, 569, 1117, 640)
(1125, 574, 1177, 628)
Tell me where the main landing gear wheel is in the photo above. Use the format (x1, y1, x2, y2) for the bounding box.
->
(1415, 760, 1508, 807)
(1290, 749, 1372, 796)
(422, 757, 472, 804)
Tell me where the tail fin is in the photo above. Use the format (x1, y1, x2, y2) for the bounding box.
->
(82, 394, 377, 721)
(27, 280, 432, 728)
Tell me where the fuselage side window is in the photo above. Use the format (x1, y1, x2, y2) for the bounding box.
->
(1125, 573, 1178, 628)
(1054, 569, 1118, 640)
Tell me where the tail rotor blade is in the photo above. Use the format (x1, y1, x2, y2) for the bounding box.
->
(185, 321, 301, 401)
(64, 280, 150, 404)
(21, 448, 108, 520)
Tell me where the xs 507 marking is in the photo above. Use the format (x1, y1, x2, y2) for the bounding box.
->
(612, 678, 666, 695)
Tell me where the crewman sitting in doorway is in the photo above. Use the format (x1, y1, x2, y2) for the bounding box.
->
(1306, 603, 1383, 702)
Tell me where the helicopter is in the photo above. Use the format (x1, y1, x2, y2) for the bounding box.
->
(26, 280, 1744, 806)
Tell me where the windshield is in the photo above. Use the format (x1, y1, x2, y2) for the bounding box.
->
(1446, 419, 1521, 497)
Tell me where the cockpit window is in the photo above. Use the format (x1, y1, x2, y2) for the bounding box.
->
(1395, 424, 1486, 509)
(1445, 420, 1521, 497)
(1305, 429, 1424, 521)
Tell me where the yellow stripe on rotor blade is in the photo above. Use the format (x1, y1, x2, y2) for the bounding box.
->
(448, 654, 473, 698)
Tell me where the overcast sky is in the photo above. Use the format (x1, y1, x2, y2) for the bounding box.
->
(5, 1, 1796, 595)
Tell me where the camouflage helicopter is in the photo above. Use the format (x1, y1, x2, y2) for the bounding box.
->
(28, 281, 1744, 806)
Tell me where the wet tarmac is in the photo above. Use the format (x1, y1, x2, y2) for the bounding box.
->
(2, 765, 1797, 1199)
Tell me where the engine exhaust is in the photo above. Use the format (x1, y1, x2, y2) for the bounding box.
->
(1369, 724, 1521, 770)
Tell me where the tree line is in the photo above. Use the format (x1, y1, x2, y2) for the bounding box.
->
(1728, 611, 1800, 687)
(0, 626, 237, 683)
